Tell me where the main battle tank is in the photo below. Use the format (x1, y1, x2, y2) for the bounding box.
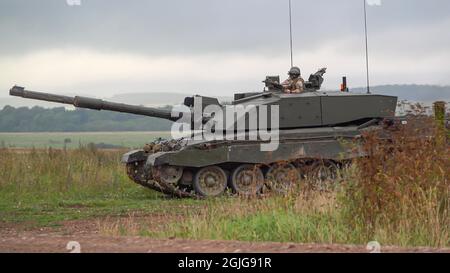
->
(9, 68, 398, 198)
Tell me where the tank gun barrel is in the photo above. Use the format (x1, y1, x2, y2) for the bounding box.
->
(9, 86, 179, 121)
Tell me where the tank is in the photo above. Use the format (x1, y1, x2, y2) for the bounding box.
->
(9, 68, 399, 198)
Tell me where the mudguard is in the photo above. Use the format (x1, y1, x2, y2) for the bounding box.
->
(121, 149, 148, 164)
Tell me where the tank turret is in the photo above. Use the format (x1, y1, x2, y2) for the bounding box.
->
(10, 79, 397, 131)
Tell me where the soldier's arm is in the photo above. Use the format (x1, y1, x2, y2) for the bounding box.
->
(299, 78, 305, 92)
(281, 79, 290, 87)
(281, 79, 292, 93)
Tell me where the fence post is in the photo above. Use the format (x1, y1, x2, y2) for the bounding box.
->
(433, 101, 447, 143)
(433, 101, 446, 126)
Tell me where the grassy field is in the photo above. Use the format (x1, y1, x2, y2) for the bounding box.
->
(0, 119, 448, 248)
(0, 147, 201, 227)
(0, 131, 171, 149)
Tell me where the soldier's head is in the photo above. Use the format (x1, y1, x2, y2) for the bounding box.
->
(288, 67, 301, 79)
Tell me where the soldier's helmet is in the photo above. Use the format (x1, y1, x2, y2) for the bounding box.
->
(288, 67, 301, 77)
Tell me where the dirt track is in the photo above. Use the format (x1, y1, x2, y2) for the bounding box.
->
(2, 233, 449, 253)
(0, 220, 448, 253)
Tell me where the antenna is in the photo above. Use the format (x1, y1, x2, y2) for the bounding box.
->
(363, 0, 371, 94)
(288, 0, 294, 67)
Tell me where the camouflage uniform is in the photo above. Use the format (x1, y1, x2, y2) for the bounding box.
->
(282, 77, 305, 94)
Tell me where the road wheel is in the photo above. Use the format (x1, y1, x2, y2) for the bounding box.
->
(230, 164, 264, 196)
(193, 166, 228, 197)
(158, 165, 184, 185)
(310, 160, 338, 191)
(265, 163, 300, 194)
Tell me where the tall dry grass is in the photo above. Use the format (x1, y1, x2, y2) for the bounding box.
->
(341, 117, 449, 246)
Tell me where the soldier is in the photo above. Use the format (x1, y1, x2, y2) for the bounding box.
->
(282, 67, 305, 94)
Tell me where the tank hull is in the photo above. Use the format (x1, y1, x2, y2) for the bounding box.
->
(122, 126, 375, 198)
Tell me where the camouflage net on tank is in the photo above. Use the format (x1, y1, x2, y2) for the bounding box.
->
(142, 138, 186, 154)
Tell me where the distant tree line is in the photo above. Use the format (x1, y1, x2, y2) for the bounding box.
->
(0, 106, 173, 132)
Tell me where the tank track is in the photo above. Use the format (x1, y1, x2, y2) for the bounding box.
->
(126, 138, 202, 198)
(126, 162, 200, 198)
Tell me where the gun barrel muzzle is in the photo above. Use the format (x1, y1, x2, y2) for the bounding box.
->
(9, 86, 25, 97)
(10, 86, 75, 105)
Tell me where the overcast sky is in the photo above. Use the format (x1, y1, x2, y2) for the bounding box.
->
(1, 0, 450, 98)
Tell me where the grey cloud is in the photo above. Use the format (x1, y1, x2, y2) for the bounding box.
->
(1, 0, 450, 98)
(1, 0, 450, 56)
